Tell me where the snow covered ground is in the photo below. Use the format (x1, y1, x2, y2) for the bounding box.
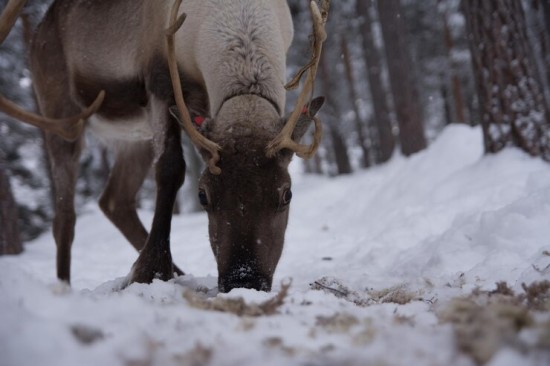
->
(1, 125, 549, 366)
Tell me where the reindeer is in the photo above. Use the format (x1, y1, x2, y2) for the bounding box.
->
(0, 0, 328, 292)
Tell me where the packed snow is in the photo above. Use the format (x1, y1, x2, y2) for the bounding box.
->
(1, 125, 549, 366)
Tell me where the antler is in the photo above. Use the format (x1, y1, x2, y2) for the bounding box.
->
(265, 0, 329, 159)
(0, 0, 105, 141)
(165, 0, 222, 175)
(0, 0, 26, 43)
(0, 91, 105, 141)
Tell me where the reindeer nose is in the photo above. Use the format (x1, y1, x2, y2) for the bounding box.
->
(218, 269, 271, 293)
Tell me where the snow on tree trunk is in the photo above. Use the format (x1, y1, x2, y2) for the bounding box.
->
(377, 0, 426, 156)
(463, 0, 550, 159)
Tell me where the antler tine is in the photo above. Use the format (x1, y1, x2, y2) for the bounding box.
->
(0, 0, 27, 44)
(266, 0, 329, 159)
(165, 0, 222, 175)
(0, 90, 105, 141)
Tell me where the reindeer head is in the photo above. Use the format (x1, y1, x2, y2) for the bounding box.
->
(183, 96, 324, 292)
(166, 0, 329, 292)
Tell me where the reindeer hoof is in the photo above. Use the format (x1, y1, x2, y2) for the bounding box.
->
(173, 263, 185, 277)
(125, 246, 175, 285)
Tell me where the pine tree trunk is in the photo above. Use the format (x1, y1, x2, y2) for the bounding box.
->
(303, 151, 323, 175)
(463, 0, 550, 159)
(440, 75, 452, 126)
(542, 0, 550, 34)
(439, 0, 468, 124)
(0, 163, 23, 255)
(377, 0, 426, 156)
(530, 0, 550, 109)
(319, 44, 352, 175)
(357, 0, 395, 163)
(341, 37, 370, 168)
(329, 126, 352, 175)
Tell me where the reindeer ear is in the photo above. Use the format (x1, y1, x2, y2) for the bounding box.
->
(289, 96, 325, 142)
(169, 105, 210, 132)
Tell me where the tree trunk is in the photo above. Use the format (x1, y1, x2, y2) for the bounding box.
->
(357, 0, 395, 163)
(303, 153, 323, 175)
(542, 0, 550, 34)
(439, 0, 468, 124)
(529, 0, 550, 110)
(0, 163, 23, 255)
(440, 74, 452, 126)
(341, 36, 370, 168)
(541, 0, 550, 98)
(329, 126, 352, 175)
(319, 44, 352, 175)
(463, 0, 550, 159)
(377, 0, 426, 156)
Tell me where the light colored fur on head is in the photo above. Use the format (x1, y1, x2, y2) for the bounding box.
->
(169, 0, 293, 117)
(207, 95, 281, 144)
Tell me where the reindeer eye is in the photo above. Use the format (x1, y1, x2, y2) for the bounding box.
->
(282, 189, 292, 206)
(198, 189, 209, 206)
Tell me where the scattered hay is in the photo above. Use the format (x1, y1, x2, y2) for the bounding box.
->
(488, 280, 550, 310)
(439, 296, 532, 365)
(173, 343, 213, 366)
(315, 313, 360, 333)
(490, 281, 514, 296)
(522, 281, 550, 311)
(310, 277, 368, 306)
(310, 277, 421, 306)
(439, 281, 550, 365)
(122, 339, 212, 366)
(312, 313, 377, 347)
(393, 314, 415, 326)
(262, 337, 298, 356)
(183, 281, 290, 317)
(367, 284, 420, 305)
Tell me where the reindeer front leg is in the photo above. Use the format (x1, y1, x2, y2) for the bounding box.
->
(45, 132, 83, 283)
(128, 97, 185, 284)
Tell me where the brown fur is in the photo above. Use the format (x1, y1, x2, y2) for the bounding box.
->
(73, 72, 147, 120)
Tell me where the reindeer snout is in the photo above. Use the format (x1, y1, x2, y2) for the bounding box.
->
(218, 266, 271, 293)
